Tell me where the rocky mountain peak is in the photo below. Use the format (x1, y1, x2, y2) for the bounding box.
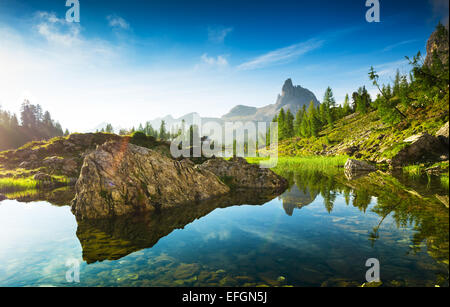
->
(282, 78, 295, 96)
(276, 78, 319, 108)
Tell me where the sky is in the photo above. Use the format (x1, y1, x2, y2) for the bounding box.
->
(0, 0, 448, 132)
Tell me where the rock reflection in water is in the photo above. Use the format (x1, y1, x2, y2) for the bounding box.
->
(76, 188, 286, 264)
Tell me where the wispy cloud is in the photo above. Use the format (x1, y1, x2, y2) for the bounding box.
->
(375, 59, 409, 77)
(208, 26, 233, 43)
(35, 11, 82, 47)
(383, 39, 417, 52)
(237, 38, 324, 71)
(107, 15, 130, 30)
(197, 53, 229, 69)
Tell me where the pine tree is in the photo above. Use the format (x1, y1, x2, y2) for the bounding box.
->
(277, 108, 286, 140)
(322, 87, 336, 127)
(299, 105, 309, 137)
(294, 108, 303, 136)
(307, 101, 320, 137)
(342, 94, 352, 115)
(159, 120, 167, 140)
(285, 109, 294, 138)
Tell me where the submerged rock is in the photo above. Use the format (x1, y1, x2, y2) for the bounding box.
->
(72, 140, 230, 219)
(33, 172, 53, 182)
(197, 157, 288, 190)
(344, 159, 376, 173)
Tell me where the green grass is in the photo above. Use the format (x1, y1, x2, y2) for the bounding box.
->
(0, 175, 70, 193)
(402, 165, 424, 179)
(247, 155, 348, 174)
(0, 177, 38, 193)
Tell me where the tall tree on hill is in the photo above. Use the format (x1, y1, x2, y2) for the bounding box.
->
(159, 120, 167, 140)
(299, 105, 309, 137)
(322, 87, 336, 127)
(294, 108, 304, 136)
(352, 86, 372, 114)
(307, 100, 320, 137)
(277, 108, 286, 140)
(342, 94, 352, 116)
(105, 124, 114, 133)
(285, 109, 295, 139)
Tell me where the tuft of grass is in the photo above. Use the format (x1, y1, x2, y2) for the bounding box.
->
(402, 165, 424, 179)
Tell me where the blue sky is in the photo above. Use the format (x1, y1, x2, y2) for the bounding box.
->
(0, 0, 447, 131)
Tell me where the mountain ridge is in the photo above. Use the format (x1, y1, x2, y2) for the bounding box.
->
(101, 79, 320, 132)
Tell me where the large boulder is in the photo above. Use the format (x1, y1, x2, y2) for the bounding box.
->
(390, 133, 448, 167)
(436, 122, 449, 147)
(72, 140, 230, 219)
(33, 172, 53, 182)
(197, 157, 288, 190)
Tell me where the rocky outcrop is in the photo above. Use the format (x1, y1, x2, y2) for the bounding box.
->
(72, 140, 230, 219)
(0, 193, 6, 201)
(197, 157, 288, 190)
(221, 79, 319, 122)
(390, 133, 448, 167)
(436, 121, 449, 147)
(425, 23, 449, 67)
(344, 159, 376, 177)
(276, 78, 319, 108)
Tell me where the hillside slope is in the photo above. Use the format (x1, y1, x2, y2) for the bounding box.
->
(277, 96, 448, 165)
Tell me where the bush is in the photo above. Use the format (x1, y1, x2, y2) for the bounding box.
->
(130, 132, 157, 149)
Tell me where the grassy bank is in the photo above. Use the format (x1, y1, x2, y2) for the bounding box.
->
(0, 177, 38, 193)
(247, 155, 348, 174)
(0, 175, 70, 193)
(402, 161, 449, 188)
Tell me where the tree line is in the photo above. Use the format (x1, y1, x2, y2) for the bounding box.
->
(274, 23, 449, 142)
(0, 100, 68, 151)
(274, 85, 371, 141)
(98, 120, 176, 141)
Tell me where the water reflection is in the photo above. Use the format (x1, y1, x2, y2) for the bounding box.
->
(76, 188, 286, 264)
(281, 169, 449, 269)
(0, 168, 448, 287)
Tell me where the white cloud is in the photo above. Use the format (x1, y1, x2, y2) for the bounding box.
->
(107, 15, 130, 30)
(383, 39, 417, 52)
(0, 12, 272, 132)
(201, 53, 228, 67)
(237, 39, 324, 71)
(208, 26, 233, 43)
(375, 60, 409, 77)
(35, 11, 82, 47)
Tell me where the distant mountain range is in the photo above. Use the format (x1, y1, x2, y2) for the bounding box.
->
(90, 79, 319, 133)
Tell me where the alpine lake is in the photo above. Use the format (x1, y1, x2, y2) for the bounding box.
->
(0, 161, 448, 287)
